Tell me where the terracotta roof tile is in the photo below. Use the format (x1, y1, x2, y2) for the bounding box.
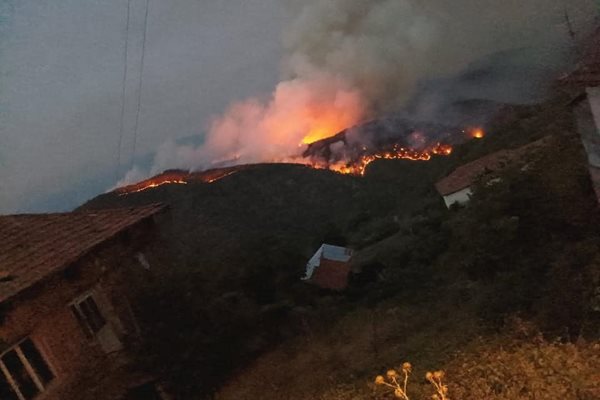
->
(435, 137, 550, 196)
(435, 150, 512, 196)
(0, 204, 165, 303)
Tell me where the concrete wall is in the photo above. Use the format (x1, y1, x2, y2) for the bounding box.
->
(588, 87, 600, 135)
(442, 187, 472, 208)
(574, 88, 600, 202)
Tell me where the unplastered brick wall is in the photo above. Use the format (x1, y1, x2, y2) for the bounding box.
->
(312, 259, 351, 290)
(0, 226, 156, 396)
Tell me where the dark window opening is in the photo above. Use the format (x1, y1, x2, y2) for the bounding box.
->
(71, 293, 107, 338)
(0, 372, 19, 400)
(0, 339, 53, 400)
(20, 339, 53, 385)
(3, 349, 40, 399)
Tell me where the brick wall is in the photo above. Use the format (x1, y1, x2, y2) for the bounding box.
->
(311, 259, 351, 290)
(0, 226, 156, 399)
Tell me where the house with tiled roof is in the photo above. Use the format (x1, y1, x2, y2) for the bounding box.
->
(563, 25, 600, 202)
(435, 150, 513, 208)
(302, 244, 353, 290)
(0, 204, 170, 400)
(435, 138, 550, 208)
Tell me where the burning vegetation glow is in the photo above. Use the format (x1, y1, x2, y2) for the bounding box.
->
(328, 142, 453, 176)
(302, 128, 332, 145)
(115, 117, 485, 196)
(114, 124, 490, 196)
(115, 126, 475, 196)
(472, 128, 485, 139)
(300, 113, 358, 145)
(119, 179, 188, 195)
(115, 168, 244, 196)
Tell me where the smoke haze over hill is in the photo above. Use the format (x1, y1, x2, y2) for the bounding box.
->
(0, 0, 597, 211)
(0, 0, 286, 213)
(133, 0, 597, 181)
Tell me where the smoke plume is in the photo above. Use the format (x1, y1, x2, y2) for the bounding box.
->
(120, 0, 597, 184)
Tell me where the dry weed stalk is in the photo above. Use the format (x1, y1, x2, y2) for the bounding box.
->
(375, 362, 450, 400)
(426, 370, 449, 400)
(374, 362, 412, 399)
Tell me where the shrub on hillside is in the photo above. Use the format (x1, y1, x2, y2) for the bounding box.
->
(442, 134, 600, 334)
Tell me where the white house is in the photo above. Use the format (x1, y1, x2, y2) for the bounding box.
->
(435, 138, 550, 208)
(434, 149, 511, 208)
(302, 244, 353, 290)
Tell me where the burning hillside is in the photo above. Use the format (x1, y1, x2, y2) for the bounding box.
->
(115, 166, 249, 195)
(328, 142, 453, 176)
(301, 115, 485, 174)
(115, 145, 452, 195)
(108, 0, 593, 204)
(115, 115, 485, 196)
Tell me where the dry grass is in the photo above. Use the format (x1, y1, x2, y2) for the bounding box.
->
(372, 322, 600, 400)
(215, 299, 600, 400)
(446, 327, 600, 399)
(214, 297, 479, 400)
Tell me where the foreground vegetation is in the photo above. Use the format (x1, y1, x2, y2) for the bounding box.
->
(214, 102, 600, 399)
(82, 95, 600, 398)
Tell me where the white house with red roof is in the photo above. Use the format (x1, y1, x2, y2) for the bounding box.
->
(435, 150, 512, 208)
(302, 244, 353, 290)
(435, 138, 550, 208)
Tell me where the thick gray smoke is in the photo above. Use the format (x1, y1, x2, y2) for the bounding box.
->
(120, 0, 598, 185)
(283, 0, 596, 113)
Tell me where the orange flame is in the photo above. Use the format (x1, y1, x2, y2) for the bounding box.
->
(303, 127, 334, 145)
(328, 142, 453, 176)
(301, 115, 355, 145)
(120, 179, 187, 195)
(205, 171, 238, 183)
(117, 168, 242, 196)
(471, 128, 485, 139)
(117, 120, 463, 195)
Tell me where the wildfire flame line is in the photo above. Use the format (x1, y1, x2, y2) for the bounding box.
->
(205, 171, 239, 183)
(116, 168, 243, 196)
(329, 142, 453, 176)
(116, 128, 476, 196)
(117, 143, 454, 195)
(118, 179, 188, 196)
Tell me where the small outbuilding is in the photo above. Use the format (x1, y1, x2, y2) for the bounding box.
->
(302, 244, 353, 290)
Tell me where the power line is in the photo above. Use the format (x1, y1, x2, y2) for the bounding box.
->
(564, 7, 576, 41)
(115, 0, 132, 181)
(130, 0, 151, 171)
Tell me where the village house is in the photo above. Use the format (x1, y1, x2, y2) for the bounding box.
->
(563, 26, 600, 202)
(435, 138, 550, 208)
(302, 244, 353, 290)
(0, 204, 168, 400)
(435, 150, 513, 208)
